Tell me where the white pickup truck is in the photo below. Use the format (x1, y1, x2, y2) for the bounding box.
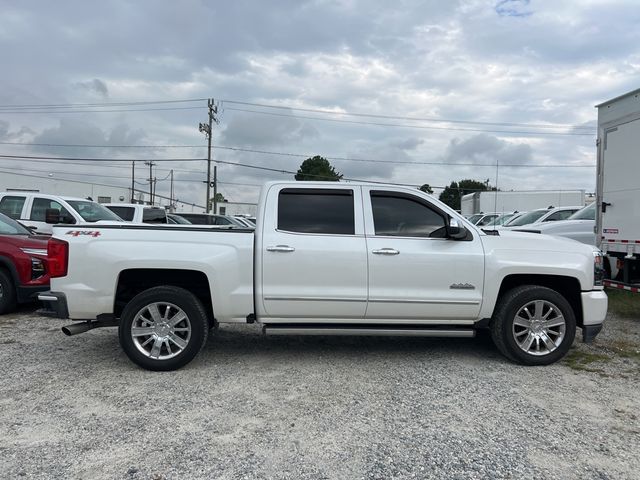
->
(39, 181, 608, 371)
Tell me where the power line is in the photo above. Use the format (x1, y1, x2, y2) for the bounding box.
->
(0, 149, 596, 168)
(0, 96, 595, 131)
(0, 106, 203, 114)
(219, 99, 595, 130)
(0, 98, 206, 109)
(0, 168, 205, 208)
(224, 107, 596, 137)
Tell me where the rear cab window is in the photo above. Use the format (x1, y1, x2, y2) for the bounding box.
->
(142, 208, 167, 224)
(0, 196, 26, 219)
(107, 206, 135, 221)
(277, 188, 355, 235)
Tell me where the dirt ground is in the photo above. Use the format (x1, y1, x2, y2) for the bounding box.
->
(0, 304, 638, 479)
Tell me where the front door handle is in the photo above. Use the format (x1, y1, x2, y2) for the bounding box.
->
(372, 248, 400, 255)
(266, 245, 295, 253)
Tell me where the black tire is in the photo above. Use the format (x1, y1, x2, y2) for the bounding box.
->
(0, 269, 17, 315)
(491, 285, 576, 366)
(118, 286, 209, 371)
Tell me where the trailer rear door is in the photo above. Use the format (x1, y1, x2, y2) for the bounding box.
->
(601, 116, 640, 254)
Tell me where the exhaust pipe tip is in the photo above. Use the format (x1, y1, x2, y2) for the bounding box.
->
(61, 323, 92, 336)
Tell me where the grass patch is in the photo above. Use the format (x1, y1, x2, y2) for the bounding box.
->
(606, 288, 640, 318)
(563, 350, 612, 373)
(606, 339, 640, 361)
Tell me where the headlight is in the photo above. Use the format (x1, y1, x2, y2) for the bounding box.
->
(593, 251, 605, 287)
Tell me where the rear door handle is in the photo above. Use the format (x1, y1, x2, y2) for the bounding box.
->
(372, 248, 400, 255)
(266, 245, 295, 252)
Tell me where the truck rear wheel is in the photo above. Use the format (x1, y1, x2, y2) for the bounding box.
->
(491, 285, 576, 365)
(0, 270, 16, 314)
(118, 286, 209, 371)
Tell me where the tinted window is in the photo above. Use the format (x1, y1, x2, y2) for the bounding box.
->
(143, 208, 167, 223)
(30, 198, 74, 223)
(107, 206, 135, 221)
(0, 196, 26, 219)
(371, 193, 446, 237)
(278, 189, 355, 235)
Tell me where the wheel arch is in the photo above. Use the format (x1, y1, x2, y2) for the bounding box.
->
(0, 256, 20, 285)
(114, 269, 214, 323)
(496, 274, 583, 327)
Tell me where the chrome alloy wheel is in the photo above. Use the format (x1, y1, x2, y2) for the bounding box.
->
(131, 302, 192, 360)
(512, 300, 566, 356)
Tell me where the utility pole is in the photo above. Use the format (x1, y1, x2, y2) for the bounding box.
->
(170, 169, 174, 212)
(144, 161, 156, 205)
(131, 161, 135, 203)
(199, 99, 218, 213)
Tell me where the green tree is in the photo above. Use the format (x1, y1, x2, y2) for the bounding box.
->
(208, 192, 227, 211)
(295, 155, 343, 181)
(419, 184, 433, 194)
(438, 179, 489, 210)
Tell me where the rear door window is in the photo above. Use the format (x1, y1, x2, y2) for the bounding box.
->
(0, 196, 26, 219)
(278, 188, 355, 235)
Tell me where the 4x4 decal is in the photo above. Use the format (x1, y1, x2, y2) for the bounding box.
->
(65, 230, 101, 238)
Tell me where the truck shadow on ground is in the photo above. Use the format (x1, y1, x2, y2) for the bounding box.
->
(198, 325, 505, 365)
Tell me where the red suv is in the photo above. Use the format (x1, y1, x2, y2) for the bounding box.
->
(0, 212, 50, 313)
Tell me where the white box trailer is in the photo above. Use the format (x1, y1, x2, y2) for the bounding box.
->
(596, 88, 640, 290)
(461, 190, 585, 216)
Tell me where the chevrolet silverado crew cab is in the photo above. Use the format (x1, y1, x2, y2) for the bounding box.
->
(39, 182, 608, 371)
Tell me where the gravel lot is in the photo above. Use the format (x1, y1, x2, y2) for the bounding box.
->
(1, 306, 639, 480)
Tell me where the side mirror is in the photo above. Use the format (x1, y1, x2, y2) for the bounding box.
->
(448, 217, 467, 240)
(45, 208, 61, 224)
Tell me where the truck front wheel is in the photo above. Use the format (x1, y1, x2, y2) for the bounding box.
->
(491, 285, 576, 365)
(118, 286, 209, 371)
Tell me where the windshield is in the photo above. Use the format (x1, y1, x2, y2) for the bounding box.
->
(0, 212, 31, 235)
(568, 202, 596, 220)
(485, 213, 516, 227)
(467, 214, 483, 224)
(168, 214, 191, 224)
(505, 209, 548, 227)
(66, 200, 123, 222)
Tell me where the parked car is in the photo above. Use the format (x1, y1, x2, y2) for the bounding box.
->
(103, 203, 167, 224)
(517, 203, 596, 245)
(0, 212, 49, 313)
(0, 192, 122, 235)
(177, 213, 247, 227)
(233, 216, 256, 228)
(167, 213, 192, 225)
(474, 213, 500, 227)
(499, 206, 582, 229)
(483, 212, 520, 228)
(39, 181, 606, 371)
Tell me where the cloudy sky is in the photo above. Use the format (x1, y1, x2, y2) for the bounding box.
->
(1, 0, 639, 208)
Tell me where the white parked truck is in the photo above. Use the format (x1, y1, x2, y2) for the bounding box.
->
(38, 182, 607, 370)
(596, 88, 640, 291)
(461, 190, 585, 216)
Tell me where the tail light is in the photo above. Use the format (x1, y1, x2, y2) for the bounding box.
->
(48, 238, 69, 278)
